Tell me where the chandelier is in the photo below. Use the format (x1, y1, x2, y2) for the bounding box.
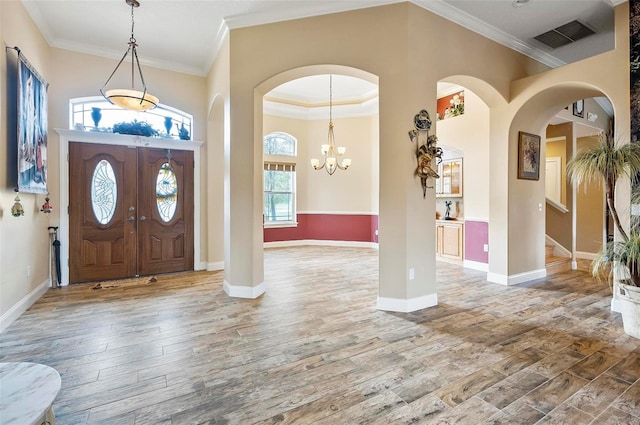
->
(100, 0, 158, 112)
(310, 75, 351, 175)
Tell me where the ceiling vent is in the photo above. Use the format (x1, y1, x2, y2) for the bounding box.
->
(534, 20, 595, 49)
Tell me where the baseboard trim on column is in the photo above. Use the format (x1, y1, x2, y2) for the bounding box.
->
(487, 269, 546, 286)
(223, 280, 265, 299)
(376, 293, 438, 313)
(207, 261, 224, 271)
(611, 297, 622, 313)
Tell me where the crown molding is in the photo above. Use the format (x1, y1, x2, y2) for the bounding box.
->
(411, 0, 566, 69)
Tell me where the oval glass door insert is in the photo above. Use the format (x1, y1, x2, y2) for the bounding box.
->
(91, 159, 117, 224)
(156, 162, 178, 222)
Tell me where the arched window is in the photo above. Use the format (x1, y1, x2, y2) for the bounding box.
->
(264, 132, 297, 225)
(69, 97, 193, 139)
(264, 132, 296, 156)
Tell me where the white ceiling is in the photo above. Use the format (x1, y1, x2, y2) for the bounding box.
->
(22, 0, 619, 77)
(20, 0, 620, 114)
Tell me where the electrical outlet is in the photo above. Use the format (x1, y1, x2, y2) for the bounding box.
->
(483, 244, 489, 252)
(26, 266, 31, 278)
(409, 268, 415, 280)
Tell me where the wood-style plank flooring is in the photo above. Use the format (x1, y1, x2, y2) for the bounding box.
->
(1, 246, 640, 424)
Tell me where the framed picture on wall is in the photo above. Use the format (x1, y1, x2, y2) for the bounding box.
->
(517, 131, 541, 180)
(573, 99, 584, 118)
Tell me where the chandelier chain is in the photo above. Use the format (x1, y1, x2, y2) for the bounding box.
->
(130, 3, 136, 44)
(329, 74, 333, 124)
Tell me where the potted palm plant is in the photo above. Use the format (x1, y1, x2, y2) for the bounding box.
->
(568, 131, 640, 339)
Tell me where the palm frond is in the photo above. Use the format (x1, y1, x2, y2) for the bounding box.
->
(567, 135, 640, 187)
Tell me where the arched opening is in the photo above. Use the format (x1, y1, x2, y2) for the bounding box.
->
(435, 76, 506, 273)
(250, 66, 380, 300)
(206, 93, 225, 271)
(506, 83, 614, 282)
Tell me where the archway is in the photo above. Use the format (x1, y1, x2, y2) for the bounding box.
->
(435, 76, 507, 273)
(255, 67, 380, 301)
(205, 93, 225, 272)
(500, 83, 616, 286)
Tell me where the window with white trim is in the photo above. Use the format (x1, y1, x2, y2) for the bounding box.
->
(69, 97, 193, 139)
(264, 132, 297, 225)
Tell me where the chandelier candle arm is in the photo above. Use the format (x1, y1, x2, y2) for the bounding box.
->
(310, 75, 351, 175)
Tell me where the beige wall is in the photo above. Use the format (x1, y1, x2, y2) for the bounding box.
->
(502, 2, 628, 278)
(1, 0, 52, 323)
(1, 1, 208, 322)
(436, 88, 490, 221)
(576, 136, 605, 254)
(205, 36, 229, 271)
(226, 2, 543, 301)
(264, 113, 378, 215)
(545, 124, 572, 251)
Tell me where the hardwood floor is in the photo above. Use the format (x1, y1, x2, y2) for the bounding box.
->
(1, 246, 640, 424)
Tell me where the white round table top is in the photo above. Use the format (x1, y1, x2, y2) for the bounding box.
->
(0, 362, 61, 425)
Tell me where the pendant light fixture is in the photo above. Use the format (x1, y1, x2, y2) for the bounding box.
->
(310, 75, 351, 175)
(100, 0, 158, 111)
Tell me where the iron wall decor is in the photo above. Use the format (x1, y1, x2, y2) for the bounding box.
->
(409, 109, 442, 198)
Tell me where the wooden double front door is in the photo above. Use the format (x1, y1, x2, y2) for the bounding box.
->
(69, 142, 194, 283)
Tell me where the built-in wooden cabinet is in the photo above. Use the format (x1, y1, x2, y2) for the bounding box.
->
(435, 158, 463, 197)
(436, 220, 464, 263)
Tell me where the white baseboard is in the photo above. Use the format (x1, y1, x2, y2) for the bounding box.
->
(195, 261, 207, 271)
(1, 279, 50, 332)
(264, 240, 379, 249)
(487, 268, 547, 286)
(545, 235, 571, 258)
(575, 251, 597, 260)
(611, 297, 622, 313)
(463, 259, 488, 272)
(376, 293, 438, 313)
(207, 261, 224, 271)
(223, 280, 265, 299)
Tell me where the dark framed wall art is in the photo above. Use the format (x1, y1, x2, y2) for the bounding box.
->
(517, 131, 541, 181)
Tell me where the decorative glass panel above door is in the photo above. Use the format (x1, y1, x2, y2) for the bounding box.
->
(91, 159, 118, 225)
(156, 162, 178, 222)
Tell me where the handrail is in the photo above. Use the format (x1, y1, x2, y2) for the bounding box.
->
(546, 197, 569, 214)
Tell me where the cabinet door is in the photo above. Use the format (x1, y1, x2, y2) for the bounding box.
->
(436, 158, 462, 197)
(441, 223, 463, 260)
(448, 159, 462, 197)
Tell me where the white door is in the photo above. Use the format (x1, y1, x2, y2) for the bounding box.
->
(545, 157, 562, 205)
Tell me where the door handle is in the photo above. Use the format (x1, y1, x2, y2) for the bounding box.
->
(126, 216, 136, 221)
(140, 216, 147, 221)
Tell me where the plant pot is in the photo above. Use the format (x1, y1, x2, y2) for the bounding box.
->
(618, 283, 640, 339)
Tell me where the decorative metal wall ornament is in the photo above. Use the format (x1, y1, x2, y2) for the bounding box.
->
(11, 189, 25, 217)
(409, 109, 442, 198)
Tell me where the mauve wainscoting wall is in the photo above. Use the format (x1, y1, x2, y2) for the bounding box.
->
(464, 220, 489, 264)
(264, 214, 379, 243)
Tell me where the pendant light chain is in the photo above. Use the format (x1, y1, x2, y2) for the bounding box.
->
(309, 74, 351, 175)
(130, 3, 136, 44)
(329, 75, 333, 125)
